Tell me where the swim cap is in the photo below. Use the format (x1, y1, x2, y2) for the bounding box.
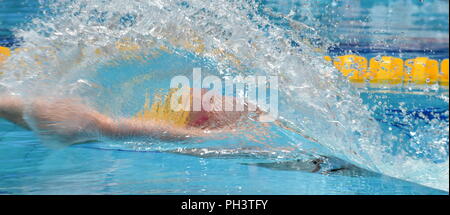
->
(134, 89, 191, 127)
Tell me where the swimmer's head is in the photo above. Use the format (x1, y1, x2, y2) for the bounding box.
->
(134, 89, 192, 127)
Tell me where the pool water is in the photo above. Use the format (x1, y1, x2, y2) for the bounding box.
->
(0, 118, 447, 195)
(0, 85, 447, 195)
(0, 0, 448, 195)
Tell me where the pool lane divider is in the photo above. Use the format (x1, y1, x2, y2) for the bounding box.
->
(0, 46, 11, 76)
(325, 55, 449, 86)
(1, 46, 449, 86)
(326, 55, 448, 86)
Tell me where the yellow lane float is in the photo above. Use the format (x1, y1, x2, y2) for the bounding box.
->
(369, 56, 404, 85)
(0, 46, 11, 63)
(405, 57, 439, 85)
(333, 55, 368, 83)
(326, 55, 448, 86)
(0, 46, 11, 75)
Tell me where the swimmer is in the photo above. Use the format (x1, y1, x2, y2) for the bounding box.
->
(0, 91, 260, 144)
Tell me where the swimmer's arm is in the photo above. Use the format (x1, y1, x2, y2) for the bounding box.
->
(0, 94, 224, 143)
(98, 118, 208, 141)
(22, 97, 208, 143)
(0, 95, 29, 129)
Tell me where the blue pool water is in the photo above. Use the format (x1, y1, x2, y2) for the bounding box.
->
(0, 0, 448, 195)
(0, 122, 447, 195)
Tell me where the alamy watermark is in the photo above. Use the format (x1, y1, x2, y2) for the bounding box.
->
(169, 68, 279, 122)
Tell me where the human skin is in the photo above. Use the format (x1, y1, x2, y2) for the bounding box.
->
(0, 92, 256, 144)
(0, 95, 29, 129)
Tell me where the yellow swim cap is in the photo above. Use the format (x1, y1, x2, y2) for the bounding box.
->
(134, 89, 191, 127)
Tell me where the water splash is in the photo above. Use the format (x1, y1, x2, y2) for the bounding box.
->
(0, 0, 447, 191)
